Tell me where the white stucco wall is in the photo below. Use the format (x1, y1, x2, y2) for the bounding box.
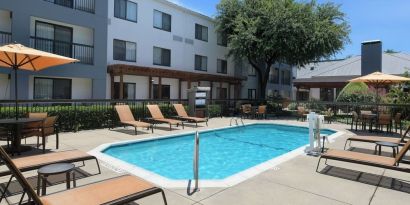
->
(107, 0, 233, 76)
(0, 9, 11, 32)
(0, 74, 10, 100)
(28, 75, 92, 99)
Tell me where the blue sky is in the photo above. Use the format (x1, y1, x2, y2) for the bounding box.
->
(169, 0, 410, 59)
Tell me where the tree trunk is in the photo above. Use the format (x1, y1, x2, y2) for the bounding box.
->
(248, 58, 273, 100)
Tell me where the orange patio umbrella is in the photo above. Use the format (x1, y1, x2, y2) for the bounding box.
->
(349, 71, 410, 103)
(0, 43, 78, 119)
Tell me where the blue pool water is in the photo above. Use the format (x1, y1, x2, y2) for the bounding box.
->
(103, 124, 335, 180)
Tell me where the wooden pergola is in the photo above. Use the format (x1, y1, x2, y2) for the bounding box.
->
(108, 64, 245, 99)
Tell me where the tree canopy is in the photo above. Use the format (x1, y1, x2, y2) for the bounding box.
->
(216, 0, 350, 98)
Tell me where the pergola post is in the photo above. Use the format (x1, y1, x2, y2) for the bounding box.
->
(178, 78, 181, 101)
(119, 74, 124, 100)
(158, 77, 162, 99)
(148, 76, 152, 99)
(110, 74, 114, 99)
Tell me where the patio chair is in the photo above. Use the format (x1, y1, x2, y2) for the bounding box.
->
(393, 113, 403, 135)
(173, 104, 208, 127)
(376, 113, 392, 133)
(28, 112, 48, 119)
(0, 146, 168, 205)
(359, 110, 374, 131)
(344, 124, 410, 150)
(241, 104, 252, 119)
(22, 116, 59, 153)
(351, 111, 360, 131)
(255, 105, 267, 119)
(317, 139, 410, 174)
(23, 112, 48, 144)
(296, 106, 307, 121)
(115, 105, 153, 134)
(147, 105, 183, 131)
(0, 127, 11, 148)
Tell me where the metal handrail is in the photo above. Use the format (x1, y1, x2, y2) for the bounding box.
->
(193, 131, 200, 191)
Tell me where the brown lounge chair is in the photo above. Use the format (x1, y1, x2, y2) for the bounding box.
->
(0, 150, 100, 177)
(115, 105, 153, 135)
(147, 105, 183, 131)
(0, 146, 167, 205)
(316, 139, 410, 173)
(173, 104, 208, 127)
(344, 125, 410, 150)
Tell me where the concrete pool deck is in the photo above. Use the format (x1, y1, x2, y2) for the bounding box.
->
(1, 117, 410, 205)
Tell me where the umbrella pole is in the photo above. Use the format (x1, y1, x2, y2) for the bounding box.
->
(14, 67, 18, 120)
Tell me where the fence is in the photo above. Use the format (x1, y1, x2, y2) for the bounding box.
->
(1, 99, 410, 132)
(43, 0, 96, 14)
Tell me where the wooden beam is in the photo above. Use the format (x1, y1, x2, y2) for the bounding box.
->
(108, 64, 243, 84)
(119, 74, 124, 100)
(219, 82, 223, 99)
(210, 81, 213, 100)
(228, 83, 231, 99)
(188, 80, 191, 89)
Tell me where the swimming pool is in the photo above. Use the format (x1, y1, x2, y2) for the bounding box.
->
(91, 123, 340, 187)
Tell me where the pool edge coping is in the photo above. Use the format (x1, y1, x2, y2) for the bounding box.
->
(88, 122, 344, 188)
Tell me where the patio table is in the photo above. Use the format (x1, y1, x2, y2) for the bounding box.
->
(360, 113, 377, 132)
(0, 118, 43, 155)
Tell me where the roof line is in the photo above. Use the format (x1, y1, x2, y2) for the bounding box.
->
(299, 57, 361, 78)
(385, 53, 410, 62)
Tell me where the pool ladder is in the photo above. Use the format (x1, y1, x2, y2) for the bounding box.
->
(193, 131, 200, 191)
(230, 117, 244, 126)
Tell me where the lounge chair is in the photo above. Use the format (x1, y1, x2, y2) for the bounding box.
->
(255, 105, 267, 119)
(240, 104, 252, 119)
(0, 150, 101, 178)
(344, 125, 410, 150)
(147, 105, 183, 131)
(316, 139, 410, 173)
(0, 146, 168, 205)
(115, 105, 153, 134)
(173, 104, 208, 127)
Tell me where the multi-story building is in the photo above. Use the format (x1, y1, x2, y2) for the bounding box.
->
(0, 0, 294, 100)
(0, 0, 107, 100)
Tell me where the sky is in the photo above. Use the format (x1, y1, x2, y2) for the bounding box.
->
(168, 0, 410, 59)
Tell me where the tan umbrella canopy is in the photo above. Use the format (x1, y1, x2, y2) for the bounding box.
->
(349, 71, 410, 84)
(349, 71, 410, 104)
(0, 43, 78, 119)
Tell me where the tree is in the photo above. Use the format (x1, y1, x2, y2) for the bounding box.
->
(385, 49, 399, 54)
(215, 0, 350, 98)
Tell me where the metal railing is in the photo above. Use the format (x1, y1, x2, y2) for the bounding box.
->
(0, 98, 409, 132)
(44, 0, 95, 14)
(0, 31, 12, 46)
(30, 37, 94, 65)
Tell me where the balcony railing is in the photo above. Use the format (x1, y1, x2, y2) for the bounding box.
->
(30, 37, 94, 65)
(44, 0, 95, 14)
(0, 31, 12, 46)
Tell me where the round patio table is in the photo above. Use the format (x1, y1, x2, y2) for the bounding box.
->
(375, 141, 399, 157)
(0, 118, 44, 155)
(37, 163, 76, 196)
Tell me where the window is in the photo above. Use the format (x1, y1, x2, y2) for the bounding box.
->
(217, 59, 227, 74)
(153, 47, 171, 66)
(35, 21, 73, 57)
(281, 70, 291, 85)
(153, 84, 171, 99)
(34, 77, 72, 99)
(269, 68, 279, 84)
(217, 32, 227, 46)
(113, 39, 136, 62)
(248, 89, 256, 99)
(195, 55, 207, 71)
(114, 0, 138, 22)
(113, 82, 136, 99)
(195, 24, 208, 42)
(320, 88, 334, 101)
(216, 87, 227, 99)
(153, 10, 171, 32)
(248, 66, 256, 76)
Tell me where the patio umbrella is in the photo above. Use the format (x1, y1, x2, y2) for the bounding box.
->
(0, 43, 78, 119)
(348, 71, 410, 104)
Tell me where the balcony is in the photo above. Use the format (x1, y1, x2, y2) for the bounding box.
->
(43, 0, 95, 14)
(0, 31, 12, 46)
(30, 37, 94, 65)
